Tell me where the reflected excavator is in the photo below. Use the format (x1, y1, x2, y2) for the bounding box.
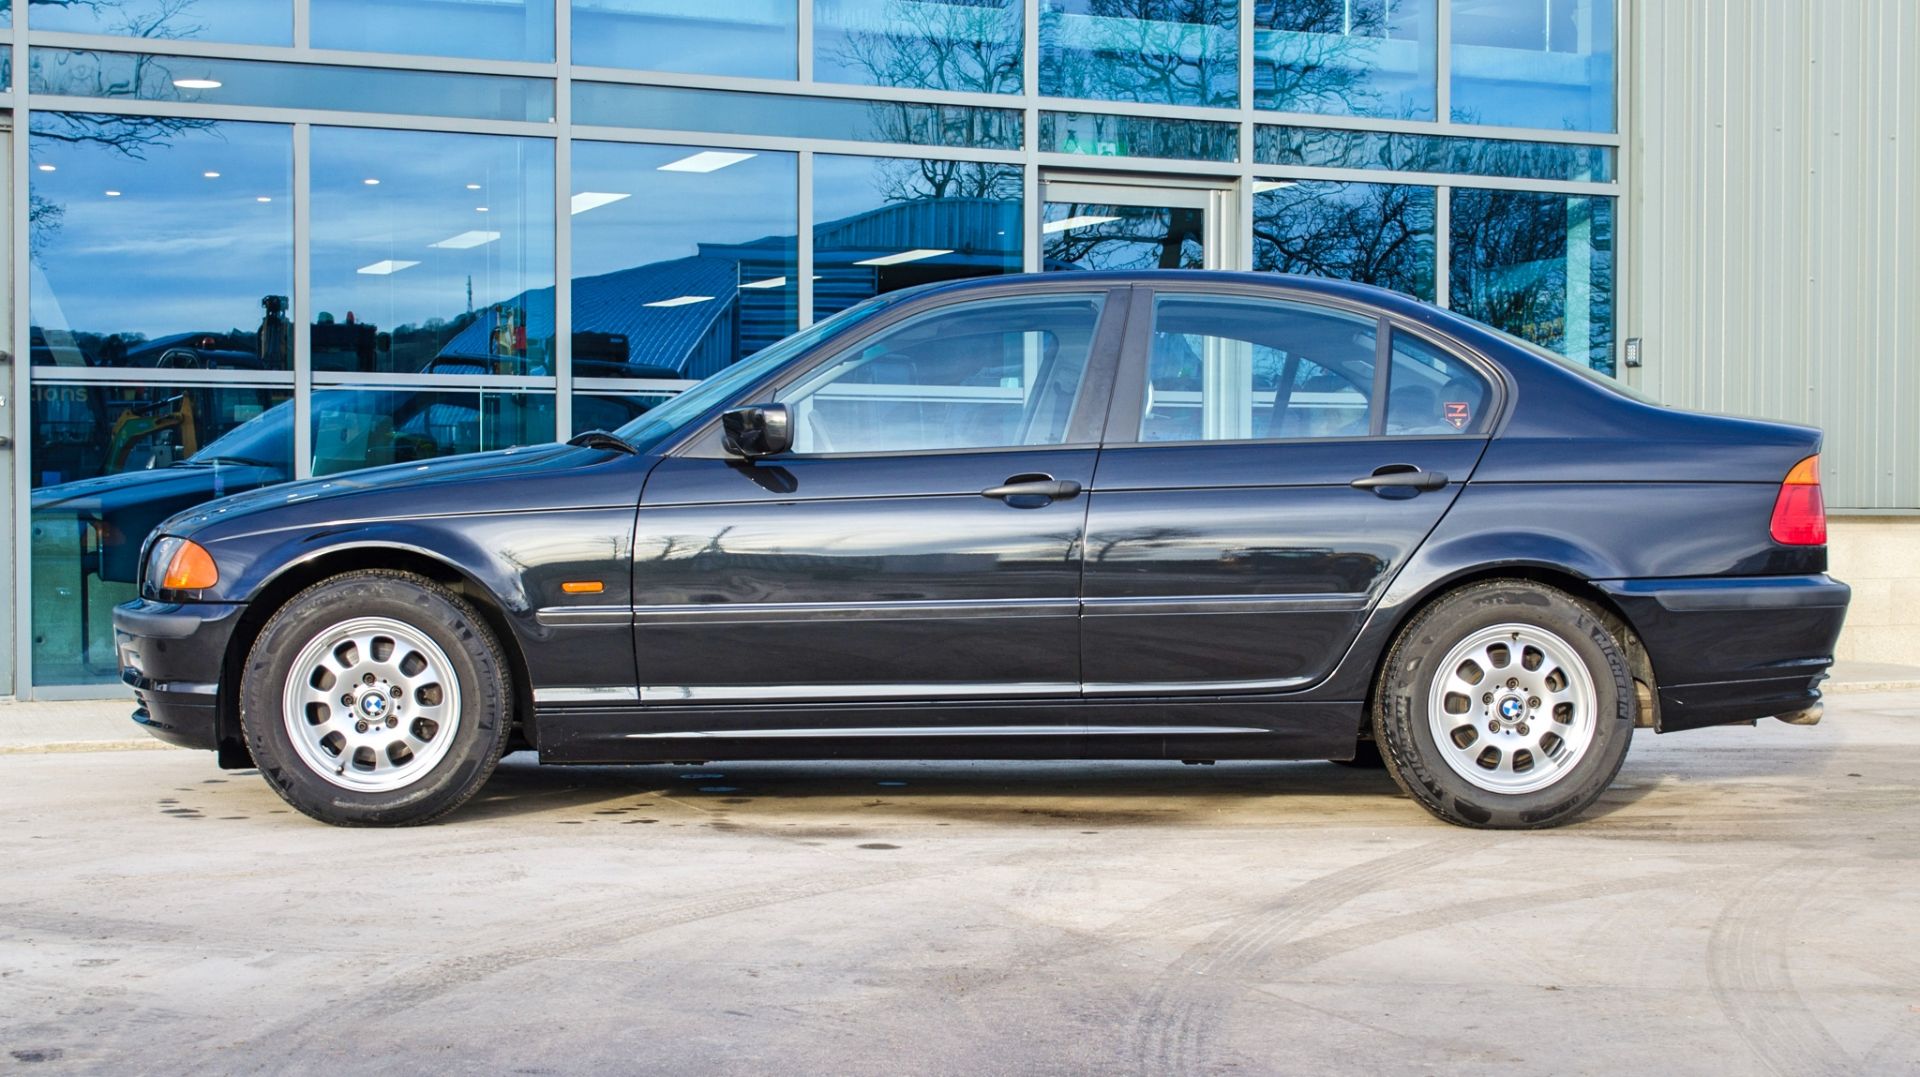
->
(104, 392, 199, 473)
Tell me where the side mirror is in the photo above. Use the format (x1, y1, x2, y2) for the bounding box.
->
(721, 403, 792, 458)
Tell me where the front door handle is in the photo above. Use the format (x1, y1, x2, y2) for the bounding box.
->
(1350, 466, 1449, 493)
(982, 474, 1082, 504)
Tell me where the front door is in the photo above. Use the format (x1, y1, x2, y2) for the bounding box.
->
(629, 285, 1126, 727)
(1082, 283, 1500, 698)
(1041, 175, 1238, 272)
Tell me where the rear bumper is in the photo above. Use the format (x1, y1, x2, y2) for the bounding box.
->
(1597, 574, 1850, 732)
(113, 599, 245, 754)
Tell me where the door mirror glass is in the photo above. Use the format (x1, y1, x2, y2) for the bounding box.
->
(721, 403, 793, 457)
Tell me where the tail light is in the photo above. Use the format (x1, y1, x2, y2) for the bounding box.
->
(1769, 455, 1827, 546)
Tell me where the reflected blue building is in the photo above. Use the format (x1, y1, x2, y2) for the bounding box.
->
(5, 0, 1625, 689)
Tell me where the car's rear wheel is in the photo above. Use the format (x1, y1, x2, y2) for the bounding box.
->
(240, 570, 511, 826)
(1372, 580, 1634, 829)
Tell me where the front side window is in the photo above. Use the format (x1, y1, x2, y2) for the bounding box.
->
(1137, 294, 1377, 442)
(775, 293, 1106, 454)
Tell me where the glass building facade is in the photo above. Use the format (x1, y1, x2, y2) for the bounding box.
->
(0, 0, 1619, 692)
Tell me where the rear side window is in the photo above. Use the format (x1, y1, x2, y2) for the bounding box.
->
(1386, 332, 1493, 436)
(1137, 294, 1378, 442)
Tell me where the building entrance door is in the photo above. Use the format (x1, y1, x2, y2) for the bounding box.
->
(1039, 174, 1239, 273)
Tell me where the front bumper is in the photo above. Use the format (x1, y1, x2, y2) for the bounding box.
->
(1597, 574, 1851, 732)
(113, 599, 246, 754)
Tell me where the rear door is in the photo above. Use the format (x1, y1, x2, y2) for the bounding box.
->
(1082, 284, 1501, 697)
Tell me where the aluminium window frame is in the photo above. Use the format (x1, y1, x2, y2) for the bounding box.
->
(2, 0, 1623, 696)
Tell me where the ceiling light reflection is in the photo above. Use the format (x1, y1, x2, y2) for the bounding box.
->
(571, 191, 631, 215)
(430, 230, 503, 250)
(854, 249, 952, 266)
(1042, 214, 1120, 234)
(658, 151, 756, 173)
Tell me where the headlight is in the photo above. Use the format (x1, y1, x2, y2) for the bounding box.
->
(147, 536, 219, 592)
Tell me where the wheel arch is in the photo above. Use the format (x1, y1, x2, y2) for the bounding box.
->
(1362, 561, 1661, 737)
(216, 543, 536, 766)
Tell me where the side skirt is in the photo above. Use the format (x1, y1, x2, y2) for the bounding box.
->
(534, 697, 1364, 764)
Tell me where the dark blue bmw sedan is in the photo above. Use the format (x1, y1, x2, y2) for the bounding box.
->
(113, 273, 1849, 828)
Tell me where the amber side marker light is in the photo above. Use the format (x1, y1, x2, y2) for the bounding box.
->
(163, 540, 220, 590)
(1769, 454, 1827, 546)
(561, 581, 605, 594)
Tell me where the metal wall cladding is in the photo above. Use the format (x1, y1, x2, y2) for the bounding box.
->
(1630, 0, 1920, 510)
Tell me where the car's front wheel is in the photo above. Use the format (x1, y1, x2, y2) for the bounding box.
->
(240, 570, 512, 826)
(1373, 580, 1635, 829)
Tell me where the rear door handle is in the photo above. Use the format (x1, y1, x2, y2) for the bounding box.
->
(1350, 467, 1449, 493)
(982, 474, 1082, 504)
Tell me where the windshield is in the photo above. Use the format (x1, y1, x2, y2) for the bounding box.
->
(188, 398, 296, 470)
(613, 298, 890, 452)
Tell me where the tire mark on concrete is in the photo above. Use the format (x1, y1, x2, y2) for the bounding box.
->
(1125, 835, 1486, 1077)
(1129, 862, 1705, 1076)
(1705, 859, 1853, 1077)
(235, 865, 925, 1068)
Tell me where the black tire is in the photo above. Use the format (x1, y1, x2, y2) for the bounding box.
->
(240, 570, 512, 827)
(1333, 740, 1386, 768)
(1372, 580, 1634, 829)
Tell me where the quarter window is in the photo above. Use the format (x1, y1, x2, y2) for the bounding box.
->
(1137, 294, 1377, 442)
(1386, 331, 1492, 436)
(776, 294, 1106, 454)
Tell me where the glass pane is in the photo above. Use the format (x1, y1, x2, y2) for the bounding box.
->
(1451, 0, 1615, 131)
(572, 0, 797, 79)
(1043, 201, 1204, 271)
(1450, 189, 1614, 373)
(812, 154, 1022, 317)
(1255, 125, 1612, 182)
(30, 0, 290, 45)
(311, 128, 555, 377)
(310, 388, 556, 476)
(29, 384, 293, 685)
(815, 0, 1022, 92)
(572, 142, 798, 379)
(30, 50, 555, 124)
(1387, 332, 1491, 435)
(1252, 180, 1434, 301)
(1138, 295, 1377, 443)
(1039, 0, 1238, 108)
(573, 83, 1021, 150)
(1253, 0, 1435, 119)
(573, 391, 682, 435)
(776, 293, 1105, 453)
(1040, 111, 1238, 163)
(29, 115, 293, 371)
(313, 0, 556, 62)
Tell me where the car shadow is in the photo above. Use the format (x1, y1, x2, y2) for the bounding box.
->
(450, 731, 1845, 828)
(455, 755, 1409, 827)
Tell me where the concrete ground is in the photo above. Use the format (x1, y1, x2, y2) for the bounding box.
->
(2, 693, 1918, 1075)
